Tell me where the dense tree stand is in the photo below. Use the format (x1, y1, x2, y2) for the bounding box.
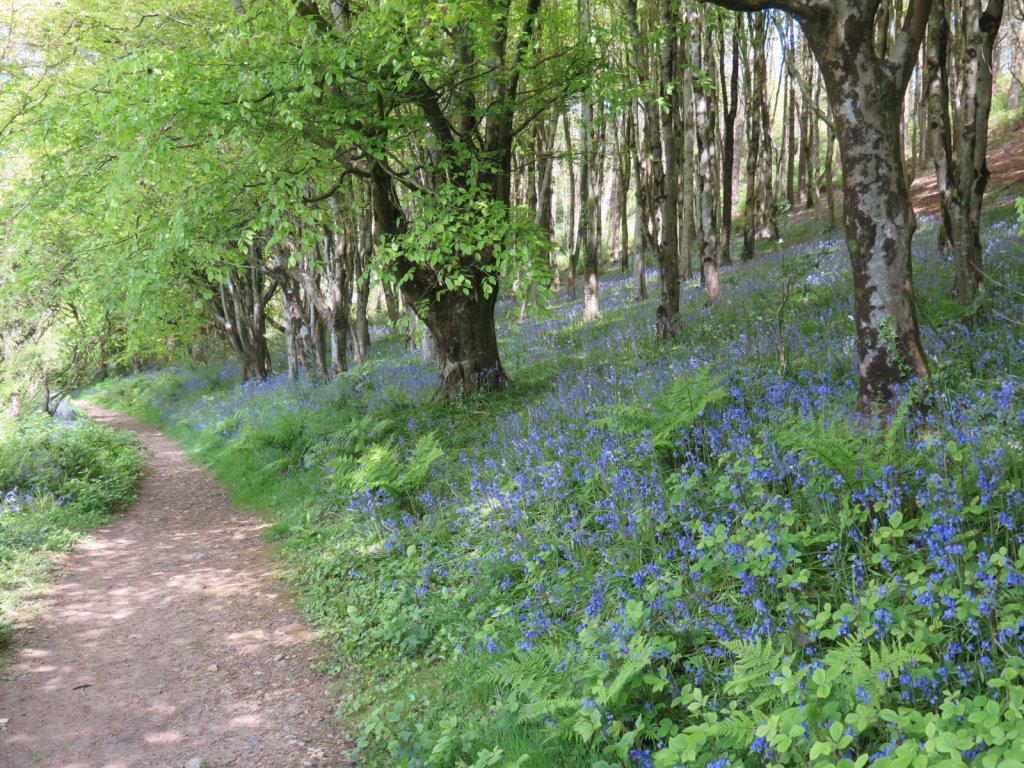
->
(704, 0, 932, 409)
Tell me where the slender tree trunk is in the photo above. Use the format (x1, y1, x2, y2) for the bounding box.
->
(679, 32, 695, 282)
(655, 0, 682, 335)
(927, 0, 1004, 305)
(755, 16, 777, 240)
(1008, 18, 1023, 110)
(957, 0, 1005, 301)
(580, 0, 601, 323)
(352, 199, 373, 364)
(927, 0, 969, 273)
(719, 17, 740, 265)
(693, 10, 721, 300)
(742, 14, 762, 260)
(785, 57, 797, 207)
(208, 244, 273, 382)
(618, 112, 632, 273)
(825, 123, 837, 228)
(563, 112, 578, 298)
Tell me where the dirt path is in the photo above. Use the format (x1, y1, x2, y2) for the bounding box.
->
(0, 404, 351, 768)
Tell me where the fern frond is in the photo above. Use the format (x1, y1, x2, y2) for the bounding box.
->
(701, 713, 757, 743)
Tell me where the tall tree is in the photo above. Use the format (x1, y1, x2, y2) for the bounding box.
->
(718, 15, 741, 265)
(692, 7, 721, 300)
(579, 0, 601, 322)
(292, 0, 575, 397)
(926, 0, 1005, 304)
(703, 0, 932, 408)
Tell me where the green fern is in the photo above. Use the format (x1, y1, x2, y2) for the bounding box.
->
(721, 636, 930, 713)
(488, 637, 656, 726)
(698, 713, 758, 743)
(772, 419, 865, 485)
(883, 379, 929, 465)
(825, 638, 931, 703)
(600, 636, 655, 708)
(591, 374, 728, 463)
(343, 432, 444, 507)
(722, 638, 788, 708)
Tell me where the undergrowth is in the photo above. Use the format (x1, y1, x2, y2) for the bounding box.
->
(90, 215, 1024, 767)
(0, 411, 142, 648)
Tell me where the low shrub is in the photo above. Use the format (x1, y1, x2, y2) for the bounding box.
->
(0, 413, 142, 643)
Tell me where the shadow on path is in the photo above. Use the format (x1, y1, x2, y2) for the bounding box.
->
(0, 403, 351, 768)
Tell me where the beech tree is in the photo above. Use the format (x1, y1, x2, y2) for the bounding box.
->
(926, 0, 1005, 305)
(290, 0, 582, 397)
(702, 0, 932, 408)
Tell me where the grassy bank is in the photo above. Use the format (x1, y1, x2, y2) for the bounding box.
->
(0, 411, 142, 649)
(90, 214, 1024, 767)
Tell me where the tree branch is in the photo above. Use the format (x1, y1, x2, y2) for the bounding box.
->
(293, 0, 332, 32)
(889, 0, 934, 90)
(696, 0, 818, 16)
(771, 14, 835, 132)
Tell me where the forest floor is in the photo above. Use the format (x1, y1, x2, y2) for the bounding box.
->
(911, 120, 1024, 216)
(0, 404, 351, 768)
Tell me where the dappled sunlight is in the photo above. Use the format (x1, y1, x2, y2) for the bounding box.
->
(141, 730, 184, 745)
(0, 406, 347, 767)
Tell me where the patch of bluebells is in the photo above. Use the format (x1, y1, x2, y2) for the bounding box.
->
(114, 216, 1024, 765)
(0, 488, 38, 516)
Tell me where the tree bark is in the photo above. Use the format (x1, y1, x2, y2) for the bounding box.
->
(353, 202, 373, 365)
(742, 14, 763, 260)
(693, 10, 721, 300)
(656, 0, 682, 335)
(207, 244, 273, 382)
(563, 112, 579, 298)
(580, 0, 601, 323)
(719, 16, 741, 265)
(705, 0, 932, 408)
(956, 0, 1005, 302)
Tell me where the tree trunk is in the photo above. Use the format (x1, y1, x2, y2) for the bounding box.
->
(208, 245, 273, 382)
(707, 0, 932, 408)
(353, 205, 373, 365)
(680, 28, 696, 282)
(825, 123, 837, 228)
(693, 11, 721, 301)
(421, 290, 507, 396)
(656, 0, 682, 335)
(956, 0, 1005, 302)
(785, 58, 797, 207)
(802, 5, 930, 407)
(719, 17, 741, 265)
(1008, 19, 1023, 110)
(580, 0, 601, 324)
(753, 13, 777, 241)
(564, 113, 580, 299)
(630, 106, 648, 300)
(742, 14, 762, 260)
(926, 0, 1004, 305)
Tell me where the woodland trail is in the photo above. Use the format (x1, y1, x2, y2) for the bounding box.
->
(0, 404, 351, 768)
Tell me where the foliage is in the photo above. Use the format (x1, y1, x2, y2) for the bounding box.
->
(0, 411, 141, 645)
(382, 186, 555, 315)
(88, 213, 1024, 766)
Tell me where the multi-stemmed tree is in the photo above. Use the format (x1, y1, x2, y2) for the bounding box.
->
(703, 0, 933, 408)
